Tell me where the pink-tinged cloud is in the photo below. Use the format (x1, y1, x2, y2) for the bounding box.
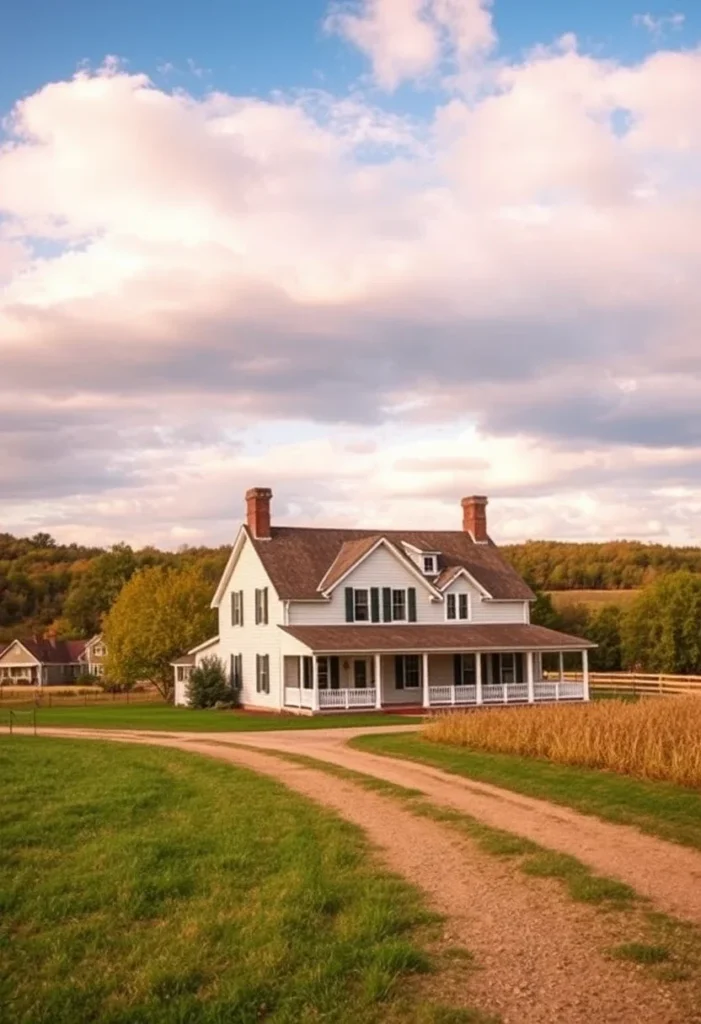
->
(0, 27, 701, 545)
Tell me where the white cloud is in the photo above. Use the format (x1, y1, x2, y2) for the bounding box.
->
(325, 0, 494, 89)
(634, 12, 685, 37)
(1, 18, 701, 545)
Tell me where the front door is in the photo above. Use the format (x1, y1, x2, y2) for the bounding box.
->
(353, 659, 368, 689)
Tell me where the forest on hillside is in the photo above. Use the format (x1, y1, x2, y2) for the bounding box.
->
(0, 533, 228, 643)
(501, 540, 701, 591)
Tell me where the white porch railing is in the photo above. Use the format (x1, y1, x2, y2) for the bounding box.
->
(283, 686, 314, 709)
(318, 687, 377, 709)
(429, 680, 586, 706)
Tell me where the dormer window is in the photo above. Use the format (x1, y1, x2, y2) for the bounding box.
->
(422, 554, 438, 575)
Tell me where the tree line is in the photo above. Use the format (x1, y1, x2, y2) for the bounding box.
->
(0, 531, 228, 643)
(533, 572, 701, 675)
(502, 540, 701, 591)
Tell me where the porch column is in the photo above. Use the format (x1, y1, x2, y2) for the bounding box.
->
(475, 652, 483, 705)
(422, 652, 430, 708)
(526, 651, 534, 704)
(558, 651, 564, 682)
(298, 655, 304, 707)
(312, 655, 320, 712)
(582, 648, 590, 702)
(374, 654, 382, 709)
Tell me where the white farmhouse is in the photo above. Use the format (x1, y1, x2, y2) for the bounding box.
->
(173, 488, 593, 712)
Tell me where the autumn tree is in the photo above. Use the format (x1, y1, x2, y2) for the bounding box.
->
(621, 571, 701, 673)
(587, 605, 623, 671)
(64, 544, 138, 637)
(103, 565, 216, 698)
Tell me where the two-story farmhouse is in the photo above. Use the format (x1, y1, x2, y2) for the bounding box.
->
(173, 488, 593, 712)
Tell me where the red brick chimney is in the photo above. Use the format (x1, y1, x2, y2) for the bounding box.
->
(461, 495, 489, 543)
(246, 487, 273, 540)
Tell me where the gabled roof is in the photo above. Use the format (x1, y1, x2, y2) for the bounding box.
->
(279, 623, 594, 653)
(247, 527, 534, 601)
(0, 638, 89, 665)
(318, 536, 382, 592)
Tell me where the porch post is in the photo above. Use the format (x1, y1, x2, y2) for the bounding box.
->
(582, 648, 590, 702)
(475, 652, 483, 705)
(312, 655, 320, 712)
(526, 651, 534, 704)
(374, 654, 382, 709)
(422, 652, 430, 709)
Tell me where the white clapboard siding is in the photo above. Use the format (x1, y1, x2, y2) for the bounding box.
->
(288, 544, 528, 626)
(216, 536, 285, 710)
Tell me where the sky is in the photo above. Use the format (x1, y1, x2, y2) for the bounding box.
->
(1, 0, 701, 549)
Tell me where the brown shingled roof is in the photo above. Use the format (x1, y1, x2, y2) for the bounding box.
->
(4, 639, 89, 664)
(280, 623, 594, 652)
(249, 527, 533, 601)
(318, 536, 382, 591)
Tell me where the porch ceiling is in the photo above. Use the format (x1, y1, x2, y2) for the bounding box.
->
(279, 623, 595, 653)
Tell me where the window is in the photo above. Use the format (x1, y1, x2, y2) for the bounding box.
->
(354, 588, 369, 621)
(446, 592, 470, 621)
(453, 653, 476, 686)
(230, 653, 243, 689)
(315, 656, 340, 689)
(318, 657, 329, 689)
(422, 555, 437, 575)
(500, 652, 516, 684)
(302, 656, 313, 689)
(353, 660, 367, 688)
(256, 654, 270, 693)
(255, 587, 269, 625)
(93, 644, 105, 657)
(395, 654, 421, 689)
(231, 590, 244, 626)
(392, 589, 406, 621)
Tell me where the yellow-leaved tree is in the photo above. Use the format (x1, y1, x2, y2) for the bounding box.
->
(104, 565, 216, 699)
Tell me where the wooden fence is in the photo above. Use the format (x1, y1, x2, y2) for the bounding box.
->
(562, 672, 701, 697)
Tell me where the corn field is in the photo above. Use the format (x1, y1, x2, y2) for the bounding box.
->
(423, 697, 701, 788)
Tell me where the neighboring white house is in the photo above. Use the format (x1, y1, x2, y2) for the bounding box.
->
(0, 635, 105, 686)
(172, 488, 593, 712)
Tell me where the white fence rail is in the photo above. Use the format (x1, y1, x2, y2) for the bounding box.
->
(318, 688, 376, 709)
(429, 681, 585, 706)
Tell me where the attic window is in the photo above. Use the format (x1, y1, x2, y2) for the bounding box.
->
(422, 555, 438, 575)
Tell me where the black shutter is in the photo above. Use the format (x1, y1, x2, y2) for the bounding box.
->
(345, 587, 354, 623)
(239, 591, 244, 627)
(263, 587, 269, 625)
(395, 655, 405, 690)
(265, 655, 270, 693)
(453, 654, 462, 686)
(255, 654, 260, 692)
(408, 587, 417, 622)
(330, 656, 340, 689)
(370, 587, 380, 622)
(254, 588, 259, 624)
(382, 587, 392, 622)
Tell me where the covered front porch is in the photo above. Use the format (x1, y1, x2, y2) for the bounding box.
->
(281, 646, 590, 713)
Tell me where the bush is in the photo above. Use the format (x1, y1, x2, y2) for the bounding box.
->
(188, 656, 236, 709)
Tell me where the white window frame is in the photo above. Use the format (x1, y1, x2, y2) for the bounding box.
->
(422, 554, 437, 575)
(231, 590, 244, 626)
(391, 588, 407, 622)
(354, 588, 370, 622)
(255, 587, 269, 625)
(446, 591, 470, 621)
(256, 654, 270, 694)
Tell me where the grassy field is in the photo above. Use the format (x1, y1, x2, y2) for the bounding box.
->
(350, 732, 701, 852)
(0, 737, 470, 1024)
(422, 698, 701, 788)
(0, 704, 422, 732)
(548, 589, 640, 609)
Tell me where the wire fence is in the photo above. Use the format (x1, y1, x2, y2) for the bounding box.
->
(0, 687, 165, 710)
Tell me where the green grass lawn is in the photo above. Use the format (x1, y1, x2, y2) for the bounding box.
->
(350, 733, 701, 852)
(0, 737, 470, 1024)
(2, 704, 423, 732)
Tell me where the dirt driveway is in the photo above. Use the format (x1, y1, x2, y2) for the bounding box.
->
(15, 725, 701, 1024)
